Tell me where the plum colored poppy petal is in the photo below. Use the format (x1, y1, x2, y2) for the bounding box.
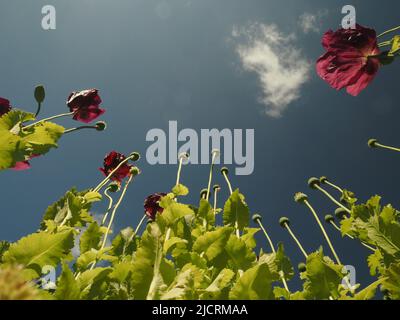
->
(144, 193, 167, 221)
(12, 161, 31, 171)
(0, 97, 11, 117)
(67, 89, 105, 123)
(99, 151, 132, 183)
(316, 24, 380, 96)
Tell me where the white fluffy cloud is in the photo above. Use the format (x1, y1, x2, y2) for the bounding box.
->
(233, 23, 311, 117)
(298, 10, 328, 34)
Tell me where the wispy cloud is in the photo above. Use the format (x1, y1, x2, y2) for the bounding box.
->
(233, 23, 311, 117)
(298, 10, 328, 34)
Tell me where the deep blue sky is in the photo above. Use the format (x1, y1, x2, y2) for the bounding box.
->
(1, 0, 400, 291)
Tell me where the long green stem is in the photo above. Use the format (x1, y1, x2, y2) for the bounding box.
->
(325, 180, 343, 194)
(64, 126, 98, 134)
(376, 143, 400, 153)
(213, 188, 219, 215)
(378, 41, 392, 47)
(222, 171, 233, 195)
(101, 188, 114, 226)
(304, 200, 342, 265)
(100, 175, 133, 251)
(315, 185, 351, 214)
(257, 219, 289, 291)
(176, 157, 184, 186)
(24, 112, 74, 130)
(126, 214, 147, 248)
(378, 26, 400, 38)
(34, 102, 42, 118)
(284, 224, 308, 259)
(206, 152, 218, 200)
(93, 155, 134, 192)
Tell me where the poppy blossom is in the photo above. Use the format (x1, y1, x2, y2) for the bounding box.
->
(144, 193, 167, 221)
(67, 89, 105, 123)
(0, 98, 11, 117)
(99, 151, 132, 183)
(12, 155, 39, 171)
(316, 24, 381, 96)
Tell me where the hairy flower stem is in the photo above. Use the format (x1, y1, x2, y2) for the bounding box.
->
(64, 126, 98, 134)
(378, 41, 392, 47)
(213, 188, 220, 215)
(99, 175, 133, 252)
(206, 152, 218, 201)
(283, 223, 308, 259)
(222, 171, 233, 195)
(255, 218, 289, 291)
(34, 102, 42, 118)
(126, 214, 147, 248)
(304, 200, 342, 264)
(93, 155, 135, 192)
(374, 142, 400, 153)
(315, 185, 351, 214)
(378, 25, 400, 38)
(175, 157, 184, 186)
(24, 112, 74, 130)
(101, 188, 114, 226)
(329, 221, 376, 252)
(324, 180, 344, 194)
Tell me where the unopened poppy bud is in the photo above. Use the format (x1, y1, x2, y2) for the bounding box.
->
(294, 192, 308, 204)
(213, 184, 221, 192)
(368, 139, 379, 148)
(279, 217, 290, 228)
(107, 182, 120, 193)
(325, 214, 335, 224)
(221, 167, 229, 175)
(252, 214, 262, 223)
(320, 176, 328, 184)
(308, 177, 320, 189)
(211, 149, 220, 158)
(95, 121, 107, 131)
(34, 85, 45, 104)
(130, 166, 141, 177)
(298, 263, 307, 273)
(335, 207, 348, 220)
(200, 189, 208, 199)
(129, 152, 141, 161)
(178, 152, 190, 161)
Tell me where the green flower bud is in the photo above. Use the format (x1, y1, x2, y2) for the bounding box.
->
(34, 85, 45, 104)
(320, 176, 328, 184)
(178, 152, 190, 161)
(252, 214, 262, 223)
(200, 188, 208, 199)
(129, 152, 141, 161)
(308, 177, 320, 189)
(213, 184, 221, 191)
(107, 182, 120, 193)
(95, 121, 107, 131)
(279, 217, 290, 228)
(335, 207, 348, 220)
(368, 139, 379, 148)
(294, 192, 308, 204)
(324, 214, 335, 224)
(298, 262, 307, 273)
(130, 166, 141, 177)
(221, 167, 229, 175)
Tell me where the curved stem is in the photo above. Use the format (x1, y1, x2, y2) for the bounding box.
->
(176, 157, 184, 186)
(378, 26, 400, 38)
(222, 172, 233, 195)
(24, 112, 74, 130)
(376, 142, 400, 153)
(206, 153, 217, 201)
(325, 180, 343, 194)
(315, 185, 351, 214)
(378, 41, 392, 47)
(285, 224, 308, 259)
(101, 188, 114, 226)
(126, 214, 147, 247)
(34, 102, 42, 118)
(213, 188, 219, 215)
(100, 175, 133, 251)
(93, 155, 134, 192)
(64, 126, 97, 134)
(304, 200, 342, 265)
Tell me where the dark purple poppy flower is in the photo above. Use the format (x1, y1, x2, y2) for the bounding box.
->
(144, 193, 167, 221)
(67, 89, 105, 123)
(99, 151, 132, 183)
(0, 97, 11, 117)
